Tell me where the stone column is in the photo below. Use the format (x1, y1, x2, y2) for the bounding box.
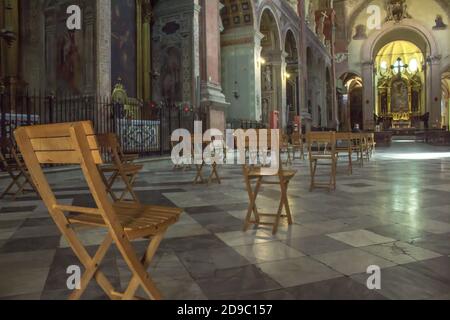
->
(427, 56, 443, 128)
(298, 0, 310, 132)
(269, 50, 287, 129)
(362, 60, 375, 130)
(199, 0, 229, 132)
(96, 0, 111, 96)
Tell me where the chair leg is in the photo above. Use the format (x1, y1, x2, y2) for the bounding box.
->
(348, 152, 353, 175)
(194, 163, 205, 184)
(103, 172, 119, 202)
(0, 174, 20, 199)
(115, 234, 165, 300)
(69, 234, 114, 300)
(208, 163, 221, 185)
(122, 231, 165, 300)
(58, 224, 117, 300)
(118, 173, 140, 203)
(309, 159, 317, 192)
(243, 177, 262, 231)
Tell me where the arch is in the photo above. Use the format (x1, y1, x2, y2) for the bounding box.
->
(258, 6, 283, 50)
(283, 28, 300, 53)
(361, 20, 440, 63)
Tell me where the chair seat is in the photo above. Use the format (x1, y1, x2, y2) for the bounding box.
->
(248, 168, 297, 179)
(310, 154, 336, 160)
(68, 202, 183, 239)
(100, 163, 143, 173)
(122, 154, 139, 162)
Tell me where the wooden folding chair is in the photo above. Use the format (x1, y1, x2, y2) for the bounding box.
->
(366, 133, 376, 159)
(192, 135, 222, 185)
(171, 136, 192, 171)
(280, 133, 292, 166)
(242, 131, 297, 235)
(351, 133, 365, 167)
(0, 138, 37, 200)
(306, 131, 338, 192)
(335, 132, 353, 175)
(14, 121, 182, 300)
(291, 132, 305, 161)
(97, 133, 143, 203)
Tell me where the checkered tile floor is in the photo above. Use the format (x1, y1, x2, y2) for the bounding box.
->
(1, 141, 450, 300)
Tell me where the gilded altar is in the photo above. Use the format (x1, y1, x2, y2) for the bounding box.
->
(377, 73, 423, 129)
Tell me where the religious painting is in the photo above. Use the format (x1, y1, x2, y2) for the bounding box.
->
(391, 79, 409, 113)
(160, 46, 182, 103)
(111, 0, 137, 96)
(56, 29, 83, 94)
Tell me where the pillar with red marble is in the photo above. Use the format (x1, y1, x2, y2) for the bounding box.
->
(199, 0, 229, 133)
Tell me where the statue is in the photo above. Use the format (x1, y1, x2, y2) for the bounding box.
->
(307, 3, 316, 31)
(385, 0, 411, 23)
(317, 12, 328, 44)
(433, 15, 447, 30)
(353, 24, 368, 40)
(263, 65, 272, 91)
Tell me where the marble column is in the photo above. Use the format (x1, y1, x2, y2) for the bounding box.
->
(199, 0, 229, 132)
(96, 0, 111, 96)
(427, 56, 443, 128)
(298, 0, 309, 132)
(362, 60, 375, 130)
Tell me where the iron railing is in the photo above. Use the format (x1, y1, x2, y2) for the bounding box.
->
(0, 92, 206, 157)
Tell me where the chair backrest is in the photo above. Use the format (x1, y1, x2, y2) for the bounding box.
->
(306, 131, 336, 155)
(97, 133, 123, 163)
(14, 122, 122, 232)
(280, 133, 290, 148)
(291, 132, 303, 145)
(335, 132, 353, 151)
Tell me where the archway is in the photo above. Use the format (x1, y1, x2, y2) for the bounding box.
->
(285, 29, 299, 132)
(374, 40, 425, 130)
(340, 72, 363, 131)
(259, 8, 283, 127)
(360, 20, 441, 129)
(442, 68, 450, 130)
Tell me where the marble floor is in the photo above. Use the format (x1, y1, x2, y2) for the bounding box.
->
(1, 141, 450, 300)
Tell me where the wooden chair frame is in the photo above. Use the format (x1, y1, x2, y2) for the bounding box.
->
(242, 131, 297, 235)
(351, 133, 365, 168)
(0, 138, 37, 200)
(14, 122, 182, 300)
(291, 132, 305, 161)
(97, 133, 143, 203)
(306, 132, 338, 192)
(192, 136, 223, 185)
(280, 133, 293, 166)
(335, 132, 353, 175)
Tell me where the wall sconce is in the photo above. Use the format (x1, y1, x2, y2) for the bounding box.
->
(151, 70, 160, 80)
(285, 72, 291, 80)
(259, 57, 266, 65)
